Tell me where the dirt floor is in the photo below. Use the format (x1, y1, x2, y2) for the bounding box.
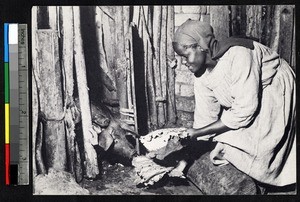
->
(80, 161, 203, 195)
(34, 161, 295, 195)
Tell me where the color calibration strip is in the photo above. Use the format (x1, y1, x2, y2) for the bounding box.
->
(4, 23, 29, 185)
(4, 23, 10, 185)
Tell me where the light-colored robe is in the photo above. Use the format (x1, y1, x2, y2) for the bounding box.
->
(193, 41, 296, 186)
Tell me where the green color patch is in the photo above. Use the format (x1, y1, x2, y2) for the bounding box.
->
(5, 62, 9, 103)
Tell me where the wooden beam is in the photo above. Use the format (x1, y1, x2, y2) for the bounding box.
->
(115, 6, 128, 121)
(36, 30, 66, 171)
(60, 6, 76, 175)
(246, 5, 263, 41)
(141, 7, 158, 130)
(73, 6, 99, 179)
(278, 5, 294, 64)
(31, 6, 38, 178)
(210, 6, 230, 40)
(153, 6, 165, 128)
(166, 6, 177, 124)
(160, 6, 168, 123)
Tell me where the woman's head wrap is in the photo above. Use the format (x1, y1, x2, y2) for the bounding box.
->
(173, 19, 215, 50)
(173, 19, 255, 60)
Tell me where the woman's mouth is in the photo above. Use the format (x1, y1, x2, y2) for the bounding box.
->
(188, 65, 196, 72)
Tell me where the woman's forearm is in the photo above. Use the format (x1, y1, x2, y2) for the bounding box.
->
(189, 119, 231, 139)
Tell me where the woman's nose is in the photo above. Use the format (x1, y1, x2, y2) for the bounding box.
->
(181, 57, 189, 67)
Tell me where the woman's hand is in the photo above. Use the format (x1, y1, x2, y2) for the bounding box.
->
(186, 128, 198, 139)
(185, 119, 231, 141)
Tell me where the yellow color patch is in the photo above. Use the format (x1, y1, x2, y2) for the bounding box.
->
(5, 104, 10, 144)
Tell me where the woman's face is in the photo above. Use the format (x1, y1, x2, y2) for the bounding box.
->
(173, 43, 207, 74)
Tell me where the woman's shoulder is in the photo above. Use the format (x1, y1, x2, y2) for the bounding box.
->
(222, 45, 253, 60)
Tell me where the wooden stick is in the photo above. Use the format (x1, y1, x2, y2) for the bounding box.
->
(140, 6, 158, 130)
(166, 6, 177, 124)
(132, 6, 140, 26)
(278, 5, 294, 64)
(123, 6, 130, 40)
(31, 6, 38, 178)
(210, 6, 230, 40)
(115, 6, 128, 121)
(73, 6, 99, 179)
(100, 6, 118, 102)
(48, 6, 57, 30)
(246, 5, 262, 41)
(140, 6, 155, 128)
(129, 17, 139, 154)
(270, 5, 281, 52)
(35, 122, 46, 174)
(153, 6, 165, 128)
(125, 20, 133, 128)
(36, 28, 66, 171)
(61, 6, 75, 175)
(95, 6, 116, 88)
(291, 7, 295, 70)
(160, 6, 168, 123)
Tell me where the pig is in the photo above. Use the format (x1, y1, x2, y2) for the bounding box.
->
(74, 98, 140, 165)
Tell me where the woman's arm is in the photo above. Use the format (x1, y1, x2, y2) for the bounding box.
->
(187, 119, 231, 140)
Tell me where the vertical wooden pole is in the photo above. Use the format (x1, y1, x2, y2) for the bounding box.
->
(60, 6, 75, 175)
(260, 5, 275, 47)
(160, 6, 168, 124)
(210, 6, 230, 40)
(73, 6, 99, 179)
(31, 6, 38, 178)
(166, 6, 177, 124)
(125, 6, 133, 115)
(132, 6, 140, 26)
(278, 5, 294, 64)
(269, 5, 282, 52)
(95, 7, 116, 88)
(230, 5, 247, 37)
(115, 6, 128, 121)
(48, 7, 57, 30)
(141, 6, 158, 130)
(36, 30, 66, 171)
(246, 5, 263, 41)
(153, 6, 165, 128)
(291, 7, 296, 70)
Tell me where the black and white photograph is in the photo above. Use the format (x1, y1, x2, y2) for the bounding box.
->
(31, 5, 296, 195)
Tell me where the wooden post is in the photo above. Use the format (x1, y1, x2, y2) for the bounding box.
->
(60, 6, 76, 175)
(230, 5, 247, 37)
(73, 6, 99, 179)
(95, 7, 116, 89)
(115, 6, 128, 121)
(269, 5, 282, 52)
(260, 5, 275, 47)
(153, 6, 165, 128)
(36, 29, 66, 171)
(246, 5, 263, 41)
(166, 6, 177, 124)
(95, 6, 118, 103)
(140, 6, 158, 130)
(278, 5, 294, 64)
(132, 6, 140, 26)
(32, 6, 38, 178)
(291, 7, 296, 70)
(210, 6, 230, 40)
(160, 6, 168, 123)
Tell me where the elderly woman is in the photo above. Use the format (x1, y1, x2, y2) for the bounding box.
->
(172, 20, 296, 193)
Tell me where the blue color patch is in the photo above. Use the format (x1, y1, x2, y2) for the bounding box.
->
(4, 23, 9, 62)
